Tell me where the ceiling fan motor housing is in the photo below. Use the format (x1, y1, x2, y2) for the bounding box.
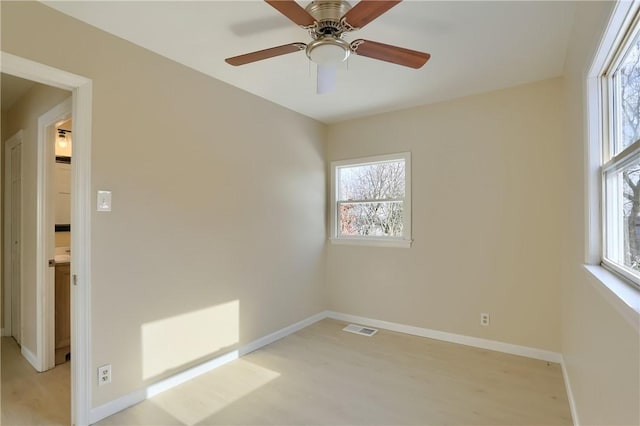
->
(304, 1, 353, 65)
(305, 0, 352, 36)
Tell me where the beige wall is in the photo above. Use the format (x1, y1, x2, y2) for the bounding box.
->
(327, 78, 565, 352)
(561, 1, 640, 424)
(2, 1, 327, 407)
(2, 83, 71, 350)
(3, 1, 638, 423)
(1, 110, 4, 329)
(55, 231, 70, 248)
(1, 112, 7, 140)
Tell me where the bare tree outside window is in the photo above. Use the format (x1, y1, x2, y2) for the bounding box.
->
(619, 34, 640, 150)
(619, 33, 640, 271)
(337, 160, 405, 237)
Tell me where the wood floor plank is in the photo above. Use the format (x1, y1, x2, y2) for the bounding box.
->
(1, 320, 571, 425)
(1, 337, 70, 426)
(98, 319, 572, 425)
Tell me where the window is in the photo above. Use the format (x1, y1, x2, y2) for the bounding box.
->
(330, 152, 411, 248)
(602, 8, 640, 289)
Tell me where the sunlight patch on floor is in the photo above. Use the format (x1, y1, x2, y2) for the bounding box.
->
(142, 301, 239, 380)
(148, 358, 280, 425)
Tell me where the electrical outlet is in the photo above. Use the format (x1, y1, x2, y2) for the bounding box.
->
(98, 364, 111, 386)
(480, 313, 490, 326)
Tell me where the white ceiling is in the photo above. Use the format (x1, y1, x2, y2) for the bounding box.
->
(43, 1, 576, 124)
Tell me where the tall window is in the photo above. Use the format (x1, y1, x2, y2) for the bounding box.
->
(330, 152, 411, 248)
(602, 10, 640, 288)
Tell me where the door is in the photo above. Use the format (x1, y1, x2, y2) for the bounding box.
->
(10, 142, 22, 343)
(54, 263, 71, 364)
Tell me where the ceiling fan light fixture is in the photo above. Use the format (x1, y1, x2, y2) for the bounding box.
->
(306, 36, 351, 66)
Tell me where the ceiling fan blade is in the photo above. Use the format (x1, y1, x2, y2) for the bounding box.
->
(342, 1, 402, 29)
(264, 1, 316, 27)
(317, 64, 337, 94)
(351, 39, 430, 69)
(225, 43, 306, 66)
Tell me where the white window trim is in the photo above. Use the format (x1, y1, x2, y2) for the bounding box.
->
(585, 0, 640, 322)
(330, 152, 412, 248)
(600, 3, 640, 288)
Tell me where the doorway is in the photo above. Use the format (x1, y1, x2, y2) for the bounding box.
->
(53, 119, 73, 367)
(39, 99, 73, 372)
(1, 51, 93, 426)
(1, 77, 73, 424)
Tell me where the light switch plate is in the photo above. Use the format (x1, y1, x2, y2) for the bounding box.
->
(97, 190, 112, 212)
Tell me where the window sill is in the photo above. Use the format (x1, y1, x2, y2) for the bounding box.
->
(329, 238, 412, 248)
(583, 265, 640, 332)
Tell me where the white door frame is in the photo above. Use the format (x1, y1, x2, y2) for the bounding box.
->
(3, 130, 23, 341)
(38, 98, 72, 371)
(1, 52, 93, 426)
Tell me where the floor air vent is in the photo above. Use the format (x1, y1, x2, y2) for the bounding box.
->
(343, 324, 379, 337)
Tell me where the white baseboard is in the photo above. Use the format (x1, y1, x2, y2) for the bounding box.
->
(561, 356, 580, 426)
(21, 345, 40, 371)
(239, 311, 327, 356)
(146, 350, 239, 398)
(89, 311, 327, 424)
(326, 311, 562, 363)
(89, 388, 147, 425)
(90, 309, 565, 424)
(89, 350, 241, 424)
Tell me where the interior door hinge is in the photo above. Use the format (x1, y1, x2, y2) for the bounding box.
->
(73, 274, 78, 286)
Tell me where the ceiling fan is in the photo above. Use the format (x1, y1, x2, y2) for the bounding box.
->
(225, 0, 431, 93)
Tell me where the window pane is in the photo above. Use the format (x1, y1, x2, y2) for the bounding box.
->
(338, 201, 403, 237)
(616, 30, 640, 152)
(607, 157, 640, 273)
(338, 160, 405, 201)
(622, 159, 640, 271)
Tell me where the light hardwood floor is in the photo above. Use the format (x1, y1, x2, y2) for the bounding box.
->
(97, 319, 571, 425)
(1, 336, 71, 425)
